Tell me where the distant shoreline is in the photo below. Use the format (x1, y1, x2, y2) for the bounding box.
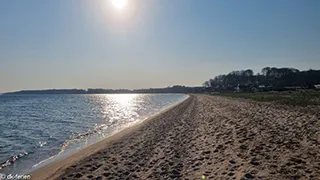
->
(2, 86, 206, 95)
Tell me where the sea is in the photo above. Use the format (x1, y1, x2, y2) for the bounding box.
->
(0, 94, 187, 174)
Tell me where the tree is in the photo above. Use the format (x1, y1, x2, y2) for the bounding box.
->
(206, 67, 320, 92)
(203, 81, 210, 88)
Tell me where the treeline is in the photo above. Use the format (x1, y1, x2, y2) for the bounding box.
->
(4, 86, 206, 95)
(5, 89, 87, 94)
(133, 86, 205, 93)
(204, 67, 320, 91)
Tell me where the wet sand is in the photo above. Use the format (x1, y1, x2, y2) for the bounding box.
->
(32, 95, 320, 180)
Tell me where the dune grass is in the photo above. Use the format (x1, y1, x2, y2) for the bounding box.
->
(216, 90, 320, 106)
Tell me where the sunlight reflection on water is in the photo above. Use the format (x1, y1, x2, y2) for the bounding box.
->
(0, 94, 186, 174)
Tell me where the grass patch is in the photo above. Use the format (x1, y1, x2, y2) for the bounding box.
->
(216, 90, 320, 106)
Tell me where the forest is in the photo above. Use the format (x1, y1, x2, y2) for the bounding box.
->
(203, 67, 320, 92)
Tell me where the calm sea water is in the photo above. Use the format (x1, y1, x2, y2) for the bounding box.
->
(0, 94, 187, 174)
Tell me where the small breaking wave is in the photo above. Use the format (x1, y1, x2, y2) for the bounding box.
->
(32, 124, 113, 169)
(0, 152, 28, 170)
(59, 124, 110, 154)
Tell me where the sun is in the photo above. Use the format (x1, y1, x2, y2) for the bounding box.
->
(111, 0, 128, 10)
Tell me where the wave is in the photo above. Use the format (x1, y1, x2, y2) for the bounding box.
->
(59, 124, 109, 154)
(0, 152, 28, 170)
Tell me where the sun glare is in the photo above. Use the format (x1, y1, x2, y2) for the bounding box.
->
(111, 0, 128, 10)
(112, 94, 137, 107)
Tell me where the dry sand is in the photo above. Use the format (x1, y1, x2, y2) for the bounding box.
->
(32, 95, 320, 180)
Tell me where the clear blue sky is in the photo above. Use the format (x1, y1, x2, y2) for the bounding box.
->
(1, 0, 319, 92)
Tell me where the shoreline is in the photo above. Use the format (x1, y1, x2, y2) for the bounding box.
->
(32, 95, 320, 179)
(31, 95, 190, 180)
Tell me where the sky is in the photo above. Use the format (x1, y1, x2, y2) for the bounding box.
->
(0, 0, 319, 92)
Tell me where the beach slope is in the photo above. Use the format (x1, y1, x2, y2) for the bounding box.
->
(33, 95, 320, 179)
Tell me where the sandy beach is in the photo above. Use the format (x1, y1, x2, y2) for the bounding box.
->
(32, 95, 320, 180)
